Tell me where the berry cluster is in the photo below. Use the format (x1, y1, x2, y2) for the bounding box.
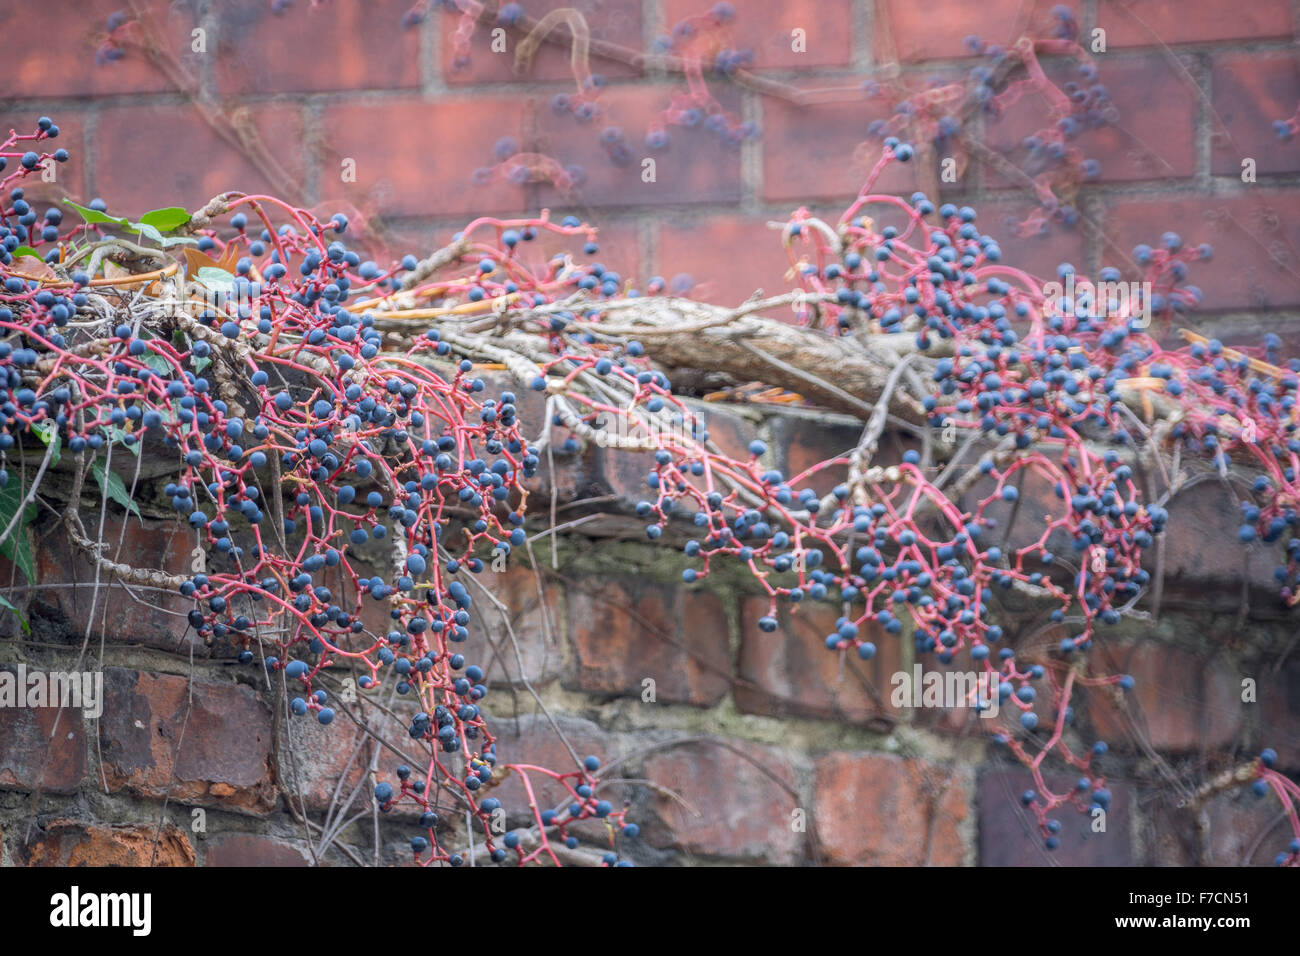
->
(2, 113, 1298, 864)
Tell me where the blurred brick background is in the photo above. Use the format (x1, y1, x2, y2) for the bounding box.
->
(0, 0, 1298, 866)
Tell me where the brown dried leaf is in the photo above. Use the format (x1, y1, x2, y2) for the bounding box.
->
(12, 255, 58, 279)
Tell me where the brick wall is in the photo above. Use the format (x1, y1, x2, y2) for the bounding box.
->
(0, 0, 1298, 866)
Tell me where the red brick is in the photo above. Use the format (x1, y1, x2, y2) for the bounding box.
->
(812, 751, 971, 865)
(769, 413, 860, 497)
(1104, 192, 1300, 312)
(875, 0, 1079, 63)
(534, 84, 744, 210)
(973, 196, 1089, 282)
(0, 670, 86, 793)
(663, 0, 853, 70)
(442, 0, 643, 84)
(736, 598, 901, 725)
(94, 104, 307, 214)
(1157, 480, 1276, 590)
(99, 668, 277, 813)
(503, 218, 641, 290)
(486, 713, 622, 816)
(0, 110, 89, 202)
(276, 708, 376, 813)
(214, 0, 420, 94)
(463, 564, 563, 686)
(694, 403, 759, 463)
(1089, 642, 1244, 752)
(987, 56, 1197, 187)
(0, 0, 198, 98)
(1147, 788, 1291, 866)
(978, 770, 1133, 865)
(1260, 659, 1300, 771)
(205, 833, 310, 866)
(32, 515, 197, 653)
(1211, 52, 1300, 178)
(17, 819, 195, 866)
(1097, 0, 1294, 47)
(565, 575, 732, 706)
(655, 214, 797, 308)
(762, 85, 920, 203)
(318, 96, 534, 220)
(641, 737, 802, 863)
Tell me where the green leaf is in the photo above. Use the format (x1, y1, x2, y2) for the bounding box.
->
(193, 354, 211, 373)
(33, 419, 61, 466)
(11, 245, 41, 259)
(196, 266, 236, 291)
(63, 200, 130, 229)
(143, 351, 172, 376)
(105, 425, 141, 456)
(0, 479, 37, 584)
(0, 594, 31, 634)
(131, 221, 165, 246)
(138, 207, 191, 232)
(92, 460, 142, 523)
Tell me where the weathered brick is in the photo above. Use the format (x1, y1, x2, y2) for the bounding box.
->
(973, 196, 1089, 282)
(32, 514, 198, 653)
(535, 84, 744, 210)
(275, 707, 377, 814)
(978, 769, 1133, 865)
(484, 713, 622, 816)
(565, 575, 731, 706)
(318, 96, 534, 220)
(736, 598, 901, 726)
(94, 104, 306, 214)
(204, 833, 310, 866)
(0, 109, 88, 202)
(663, 0, 853, 70)
(0, 0, 198, 98)
(1260, 658, 1300, 771)
(874, 0, 1079, 63)
(1088, 642, 1244, 752)
(17, 819, 195, 866)
(812, 751, 971, 865)
(214, 0, 421, 94)
(0, 668, 87, 793)
(463, 564, 564, 686)
(1211, 52, 1300, 178)
(99, 668, 277, 813)
(762, 86, 919, 203)
(1146, 788, 1293, 866)
(1104, 192, 1300, 312)
(442, 0, 643, 84)
(655, 214, 798, 309)
(770, 411, 859, 497)
(1097, 0, 1294, 47)
(507, 219, 641, 291)
(641, 737, 802, 863)
(987, 56, 1197, 186)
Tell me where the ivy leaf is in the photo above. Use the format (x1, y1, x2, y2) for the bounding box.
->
(143, 352, 172, 376)
(131, 221, 165, 246)
(0, 478, 37, 584)
(0, 594, 30, 634)
(105, 425, 141, 456)
(196, 266, 237, 291)
(33, 419, 61, 466)
(63, 199, 130, 229)
(92, 460, 142, 523)
(10, 245, 41, 259)
(137, 207, 191, 232)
